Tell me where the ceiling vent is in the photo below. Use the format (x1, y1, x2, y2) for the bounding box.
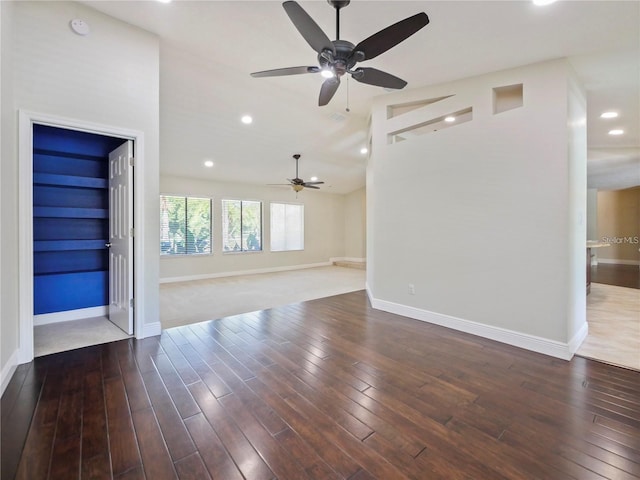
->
(329, 112, 347, 122)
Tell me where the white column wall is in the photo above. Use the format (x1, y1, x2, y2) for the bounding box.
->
(367, 59, 587, 359)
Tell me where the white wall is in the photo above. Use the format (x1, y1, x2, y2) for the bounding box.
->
(344, 187, 366, 260)
(587, 189, 599, 240)
(566, 71, 587, 349)
(367, 59, 586, 359)
(160, 175, 346, 280)
(1, 1, 160, 381)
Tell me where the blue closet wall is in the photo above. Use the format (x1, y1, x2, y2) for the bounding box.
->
(33, 124, 126, 315)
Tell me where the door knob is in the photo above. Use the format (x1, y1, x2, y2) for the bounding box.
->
(105, 243, 112, 248)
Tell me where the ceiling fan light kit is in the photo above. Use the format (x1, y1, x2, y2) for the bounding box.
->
(251, 0, 430, 106)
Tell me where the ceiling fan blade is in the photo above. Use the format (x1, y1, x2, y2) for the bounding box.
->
(302, 181, 324, 186)
(304, 185, 321, 189)
(319, 78, 340, 106)
(283, 1, 336, 55)
(267, 183, 294, 186)
(352, 67, 407, 89)
(251, 66, 320, 78)
(353, 12, 429, 61)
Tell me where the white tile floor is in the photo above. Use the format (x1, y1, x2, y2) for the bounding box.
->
(34, 316, 130, 357)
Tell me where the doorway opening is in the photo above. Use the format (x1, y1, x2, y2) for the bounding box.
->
(18, 111, 145, 363)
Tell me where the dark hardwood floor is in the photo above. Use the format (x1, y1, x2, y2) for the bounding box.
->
(591, 263, 640, 289)
(3, 290, 640, 479)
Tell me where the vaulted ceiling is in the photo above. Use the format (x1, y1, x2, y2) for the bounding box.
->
(85, 0, 639, 193)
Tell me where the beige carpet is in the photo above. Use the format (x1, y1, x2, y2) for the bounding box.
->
(577, 283, 640, 371)
(160, 265, 366, 329)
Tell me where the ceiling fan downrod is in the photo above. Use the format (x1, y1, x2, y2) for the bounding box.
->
(328, 0, 350, 40)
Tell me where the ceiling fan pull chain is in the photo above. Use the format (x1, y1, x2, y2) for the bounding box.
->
(346, 75, 350, 112)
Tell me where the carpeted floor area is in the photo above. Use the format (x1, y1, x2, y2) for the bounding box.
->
(35, 267, 637, 371)
(34, 266, 365, 356)
(159, 265, 366, 329)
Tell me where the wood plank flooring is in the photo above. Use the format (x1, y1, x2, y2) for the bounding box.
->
(591, 263, 640, 290)
(3, 290, 640, 479)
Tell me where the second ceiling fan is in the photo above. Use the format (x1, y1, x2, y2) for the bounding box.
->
(269, 154, 324, 192)
(251, 0, 430, 106)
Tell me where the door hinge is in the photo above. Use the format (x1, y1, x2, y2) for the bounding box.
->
(129, 298, 135, 308)
(129, 157, 135, 167)
(130, 227, 135, 237)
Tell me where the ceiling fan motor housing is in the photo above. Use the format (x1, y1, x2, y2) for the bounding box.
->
(327, 0, 350, 9)
(318, 40, 360, 77)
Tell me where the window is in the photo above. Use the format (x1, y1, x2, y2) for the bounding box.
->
(271, 203, 304, 251)
(160, 195, 211, 255)
(221, 199, 262, 252)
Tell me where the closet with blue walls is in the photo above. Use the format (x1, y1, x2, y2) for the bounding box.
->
(33, 124, 126, 317)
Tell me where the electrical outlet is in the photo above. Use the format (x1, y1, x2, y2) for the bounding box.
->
(408, 284, 415, 295)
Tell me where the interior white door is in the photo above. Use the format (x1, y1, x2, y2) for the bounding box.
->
(108, 140, 134, 334)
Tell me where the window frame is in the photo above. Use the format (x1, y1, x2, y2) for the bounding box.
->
(270, 201, 305, 252)
(221, 198, 263, 254)
(160, 194, 213, 257)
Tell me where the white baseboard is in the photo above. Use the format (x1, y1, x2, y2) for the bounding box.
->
(568, 321, 589, 355)
(140, 321, 162, 338)
(597, 258, 640, 266)
(34, 306, 108, 326)
(331, 257, 366, 263)
(1, 349, 19, 396)
(160, 261, 332, 284)
(370, 297, 577, 361)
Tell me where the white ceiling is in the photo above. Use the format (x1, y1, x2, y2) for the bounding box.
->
(84, 0, 640, 194)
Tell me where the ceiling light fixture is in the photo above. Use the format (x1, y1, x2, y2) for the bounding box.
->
(310, 176, 318, 182)
(532, 0, 557, 5)
(444, 116, 456, 123)
(204, 160, 214, 168)
(320, 69, 335, 79)
(156, 0, 172, 3)
(241, 115, 253, 124)
(608, 129, 624, 135)
(600, 111, 619, 119)
(360, 147, 368, 154)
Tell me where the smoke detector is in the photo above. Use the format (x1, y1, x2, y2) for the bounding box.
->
(70, 19, 90, 36)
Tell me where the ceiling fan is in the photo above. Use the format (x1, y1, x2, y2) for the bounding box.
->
(250, 0, 430, 106)
(269, 154, 324, 192)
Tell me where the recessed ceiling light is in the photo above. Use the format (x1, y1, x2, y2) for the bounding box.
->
(320, 69, 335, 79)
(156, 0, 172, 3)
(204, 160, 214, 167)
(444, 116, 456, 123)
(608, 129, 624, 136)
(600, 111, 619, 119)
(241, 115, 253, 124)
(532, 0, 557, 5)
(310, 176, 318, 182)
(360, 147, 368, 154)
